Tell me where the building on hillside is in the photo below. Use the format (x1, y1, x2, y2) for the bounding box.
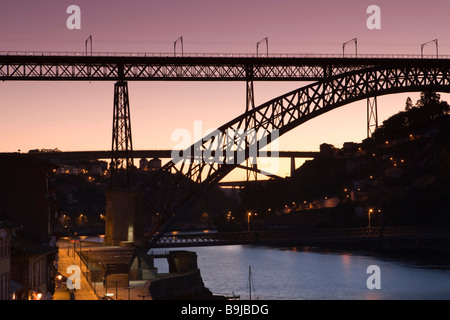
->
(139, 158, 162, 171)
(148, 158, 162, 171)
(320, 143, 337, 157)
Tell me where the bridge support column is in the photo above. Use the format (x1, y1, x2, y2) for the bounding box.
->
(367, 96, 379, 138)
(107, 81, 146, 248)
(290, 157, 296, 176)
(245, 79, 258, 181)
(111, 81, 134, 187)
(105, 189, 145, 247)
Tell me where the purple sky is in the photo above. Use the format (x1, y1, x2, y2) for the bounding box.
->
(1, 0, 449, 180)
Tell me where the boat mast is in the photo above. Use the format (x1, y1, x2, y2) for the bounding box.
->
(249, 265, 252, 300)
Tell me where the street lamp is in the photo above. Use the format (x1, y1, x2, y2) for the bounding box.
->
(174, 36, 184, 57)
(79, 240, 82, 270)
(85, 35, 92, 56)
(125, 286, 134, 300)
(368, 208, 374, 228)
(111, 280, 120, 300)
(247, 212, 252, 232)
(73, 232, 77, 259)
(103, 275, 108, 298)
(343, 38, 357, 57)
(257, 37, 269, 57)
(421, 39, 438, 58)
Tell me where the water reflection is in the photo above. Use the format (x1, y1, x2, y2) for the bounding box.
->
(154, 245, 450, 300)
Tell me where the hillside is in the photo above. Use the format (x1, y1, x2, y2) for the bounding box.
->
(239, 92, 450, 228)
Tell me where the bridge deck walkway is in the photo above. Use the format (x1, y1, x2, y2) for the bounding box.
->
(151, 226, 450, 248)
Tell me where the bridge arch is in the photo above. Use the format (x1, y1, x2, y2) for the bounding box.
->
(144, 64, 450, 247)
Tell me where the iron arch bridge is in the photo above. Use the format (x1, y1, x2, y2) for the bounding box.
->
(144, 64, 450, 249)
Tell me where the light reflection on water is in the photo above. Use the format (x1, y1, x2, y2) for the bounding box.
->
(153, 245, 450, 300)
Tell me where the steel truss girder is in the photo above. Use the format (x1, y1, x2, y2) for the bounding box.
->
(245, 80, 258, 181)
(0, 56, 400, 81)
(3, 56, 450, 81)
(367, 96, 379, 138)
(111, 81, 133, 186)
(0, 62, 330, 81)
(144, 65, 450, 249)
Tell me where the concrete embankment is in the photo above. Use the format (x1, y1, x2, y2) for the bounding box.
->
(145, 269, 219, 299)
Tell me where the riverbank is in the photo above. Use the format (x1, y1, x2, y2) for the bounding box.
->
(274, 237, 450, 268)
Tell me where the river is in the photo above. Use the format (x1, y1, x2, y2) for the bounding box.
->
(153, 244, 450, 300)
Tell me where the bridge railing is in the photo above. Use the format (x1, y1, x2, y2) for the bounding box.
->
(257, 228, 383, 241)
(1, 51, 450, 59)
(152, 226, 450, 247)
(155, 231, 257, 246)
(256, 226, 450, 241)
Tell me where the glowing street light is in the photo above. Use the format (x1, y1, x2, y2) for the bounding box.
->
(368, 208, 374, 228)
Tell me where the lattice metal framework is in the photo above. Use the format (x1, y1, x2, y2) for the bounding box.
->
(367, 96, 379, 137)
(2, 54, 450, 246)
(143, 65, 450, 248)
(111, 81, 133, 186)
(245, 79, 258, 181)
(0, 56, 380, 81)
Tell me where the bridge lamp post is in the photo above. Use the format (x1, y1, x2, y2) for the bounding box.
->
(85, 35, 92, 56)
(174, 36, 184, 57)
(421, 39, 438, 59)
(368, 208, 374, 228)
(343, 38, 357, 58)
(257, 37, 269, 57)
(247, 212, 252, 232)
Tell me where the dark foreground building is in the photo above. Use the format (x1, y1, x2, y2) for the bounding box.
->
(0, 154, 59, 299)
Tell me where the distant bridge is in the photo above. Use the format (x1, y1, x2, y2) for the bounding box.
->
(13, 150, 318, 161)
(151, 226, 450, 248)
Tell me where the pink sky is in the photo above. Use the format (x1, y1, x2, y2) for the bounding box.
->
(1, 0, 450, 180)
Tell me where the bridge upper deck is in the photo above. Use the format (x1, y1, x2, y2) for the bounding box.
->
(1, 51, 450, 81)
